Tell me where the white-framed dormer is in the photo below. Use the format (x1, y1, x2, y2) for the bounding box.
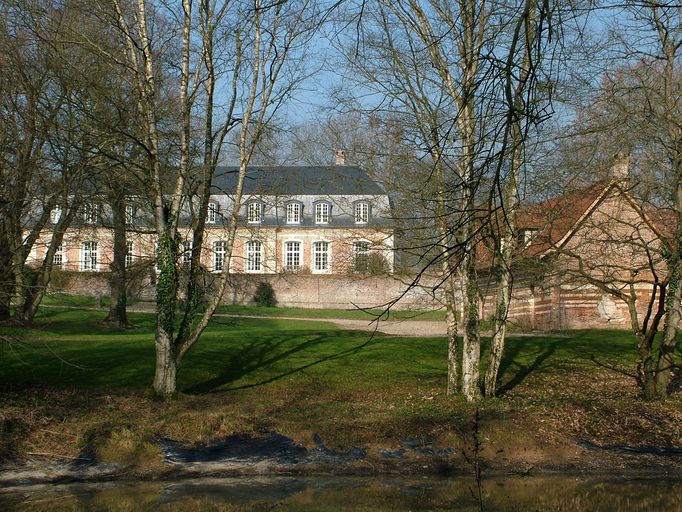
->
(82, 203, 99, 225)
(311, 240, 331, 274)
(353, 200, 370, 225)
(125, 203, 136, 225)
(246, 201, 264, 224)
(207, 201, 218, 224)
(314, 200, 332, 225)
(245, 239, 264, 272)
(516, 228, 539, 248)
(283, 239, 303, 271)
(285, 201, 303, 225)
(50, 205, 63, 224)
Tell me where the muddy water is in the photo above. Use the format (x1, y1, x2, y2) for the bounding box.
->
(1, 475, 681, 511)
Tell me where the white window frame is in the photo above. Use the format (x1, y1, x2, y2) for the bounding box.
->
(207, 202, 218, 224)
(352, 240, 370, 273)
(286, 202, 302, 224)
(284, 240, 302, 271)
(154, 241, 161, 272)
(354, 202, 369, 224)
(312, 241, 330, 273)
(125, 240, 134, 268)
(247, 202, 263, 224)
(82, 203, 98, 224)
(125, 203, 136, 224)
(51, 205, 62, 224)
(81, 241, 98, 271)
(213, 240, 226, 272)
(517, 228, 538, 248)
(53, 244, 64, 268)
(245, 240, 263, 272)
(181, 241, 193, 265)
(315, 203, 330, 224)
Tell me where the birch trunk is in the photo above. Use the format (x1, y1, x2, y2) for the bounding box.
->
(461, 251, 481, 401)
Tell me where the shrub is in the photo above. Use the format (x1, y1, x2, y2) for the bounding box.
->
(253, 281, 277, 307)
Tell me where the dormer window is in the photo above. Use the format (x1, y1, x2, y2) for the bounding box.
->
(82, 203, 98, 224)
(354, 202, 369, 224)
(315, 202, 331, 224)
(125, 203, 136, 224)
(207, 202, 218, 224)
(517, 228, 538, 248)
(247, 202, 263, 224)
(50, 205, 62, 224)
(286, 202, 302, 224)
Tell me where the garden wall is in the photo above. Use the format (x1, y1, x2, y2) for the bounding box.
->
(222, 273, 445, 311)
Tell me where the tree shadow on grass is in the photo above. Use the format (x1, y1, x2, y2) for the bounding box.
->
(184, 330, 377, 394)
(495, 337, 562, 396)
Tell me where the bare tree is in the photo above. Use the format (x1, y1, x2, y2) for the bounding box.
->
(551, 2, 681, 398)
(335, 0, 560, 401)
(0, 0, 95, 324)
(104, 0, 317, 397)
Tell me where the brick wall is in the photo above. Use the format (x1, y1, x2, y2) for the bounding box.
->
(222, 273, 444, 310)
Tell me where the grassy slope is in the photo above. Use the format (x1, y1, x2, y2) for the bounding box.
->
(0, 307, 680, 473)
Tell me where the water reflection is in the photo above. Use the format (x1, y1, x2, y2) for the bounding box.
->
(1, 475, 681, 511)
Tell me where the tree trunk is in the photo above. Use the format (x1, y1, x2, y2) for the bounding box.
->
(153, 329, 178, 397)
(461, 253, 482, 401)
(655, 264, 681, 397)
(105, 194, 128, 328)
(445, 275, 459, 395)
(0, 242, 14, 321)
(484, 250, 512, 397)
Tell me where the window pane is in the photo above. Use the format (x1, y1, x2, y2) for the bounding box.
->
(213, 241, 226, 271)
(246, 240, 263, 271)
(248, 203, 262, 223)
(355, 203, 368, 224)
(125, 204, 135, 224)
(51, 206, 62, 224)
(125, 241, 134, 268)
(313, 241, 329, 271)
(353, 241, 370, 273)
(207, 203, 217, 223)
(83, 204, 98, 224)
(286, 203, 301, 224)
(284, 241, 301, 270)
(82, 241, 98, 271)
(315, 203, 329, 224)
(181, 241, 193, 265)
(53, 244, 63, 268)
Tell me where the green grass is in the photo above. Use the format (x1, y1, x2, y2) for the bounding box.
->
(4, 308, 679, 468)
(40, 292, 110, 308)
(0, 308, 638, 394)
(215, 304, 447, 321)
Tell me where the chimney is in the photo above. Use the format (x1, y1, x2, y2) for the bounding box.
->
(611, 152, 630, 181)
(335, 149, 346, 166)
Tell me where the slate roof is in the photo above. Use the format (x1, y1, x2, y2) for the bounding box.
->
(211, 165, 386, 196)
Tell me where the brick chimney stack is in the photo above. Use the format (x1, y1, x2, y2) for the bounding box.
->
(335, 149, 346, 166)
(612, 152, 630, 181)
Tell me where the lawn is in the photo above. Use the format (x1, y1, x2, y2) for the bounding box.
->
(216, 304, 449, 321)
(0, 308, 637, 393)
(1, 307, 679, 472)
